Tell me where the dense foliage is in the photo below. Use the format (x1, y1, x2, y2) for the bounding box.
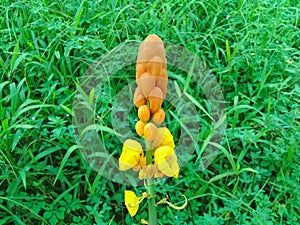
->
(0, 0, 299, 224)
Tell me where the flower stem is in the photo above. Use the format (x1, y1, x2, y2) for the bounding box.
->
(146, 141, 157, 225)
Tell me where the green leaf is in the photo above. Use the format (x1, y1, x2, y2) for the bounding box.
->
(184, 92, 214, 121)
(44, 211, 52, 219)
(53, 145, 80, 185)
(60, 104, 74, 116)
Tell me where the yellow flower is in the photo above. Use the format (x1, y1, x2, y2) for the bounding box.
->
(119, 139, 144, 171)
(152, 127, 175, 149)
(124, 190, 139, 217)
(124, 191, 147, 217)
(154, 146, 179, 178)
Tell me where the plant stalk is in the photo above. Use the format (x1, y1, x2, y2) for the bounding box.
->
(146, 141, 157, 225)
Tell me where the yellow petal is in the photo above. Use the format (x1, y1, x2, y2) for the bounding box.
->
(154, 146, 179, 178)
(119, 139, 144, 171)
(132, 156, 146, 172)
(160, 128, 175, 149)
(124, 190, 139, 217)
(139, 156, 146, 167)
(152, 127, 175, 149)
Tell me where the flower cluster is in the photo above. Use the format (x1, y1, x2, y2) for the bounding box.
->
(119, 34, 179, 180)
(119, 34, 181, 217)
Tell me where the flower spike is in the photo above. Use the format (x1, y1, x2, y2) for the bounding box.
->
(120, 34, 183, 220)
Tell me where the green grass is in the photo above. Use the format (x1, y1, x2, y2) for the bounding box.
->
(1, 0, 299, 224)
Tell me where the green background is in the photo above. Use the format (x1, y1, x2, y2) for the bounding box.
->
(0, 0, 299, 224)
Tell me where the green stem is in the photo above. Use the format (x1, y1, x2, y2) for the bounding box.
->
(145, 141, 157, 225)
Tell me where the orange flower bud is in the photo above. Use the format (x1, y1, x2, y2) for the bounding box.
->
(152, 108, 165, 125)
(143, 37, 163, 52)
(136, 63, 146, 80)
(135, 120, 145, 137)
(137, 34, 166, 65)
(156, 77, 167, 97)
(149, 87, 163, 114)
(137, 72, 156, 98)
(137, 46, 156, 63)
(145, 34, 163, 42)
(138, 105, 150, 122)
(144, 123, 158, 141)
(155, 45, 166, 63)
(133, 87, 146, 108)
(159, 68, 168, 78)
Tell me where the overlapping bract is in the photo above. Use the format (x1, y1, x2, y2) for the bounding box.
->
(133, 34, 167, 121)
